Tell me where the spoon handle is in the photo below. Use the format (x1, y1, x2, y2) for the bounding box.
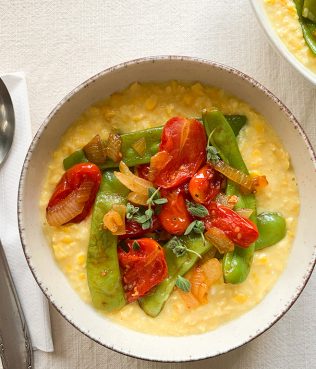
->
(0, 239, 33, 369)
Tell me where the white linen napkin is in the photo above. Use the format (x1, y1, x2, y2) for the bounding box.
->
(0, 73, 53, 352)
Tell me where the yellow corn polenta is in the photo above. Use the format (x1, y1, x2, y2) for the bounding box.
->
(40, 81, 299, 336)
(264, 0, 316, 73)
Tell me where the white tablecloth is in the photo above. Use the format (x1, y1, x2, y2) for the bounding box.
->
(1, 0, 315, 368)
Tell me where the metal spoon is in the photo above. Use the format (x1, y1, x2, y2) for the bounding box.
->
(0, 78, 33, 369)
(0, 79, 15, 167)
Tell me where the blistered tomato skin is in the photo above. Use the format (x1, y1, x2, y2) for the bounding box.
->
(46, 162, 102, 223)
(205, 202, 259, 247)
(118, 238, 168, 303)
(136, 163, 151, 181)
(119, 216, 160, 240)
(158, 188, 191, 235)
(150, 117, 207, 189)
(189, 164, 223, 204)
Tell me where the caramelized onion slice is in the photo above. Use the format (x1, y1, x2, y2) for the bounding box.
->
(127, 191, 148, 206)
(46, 181, 94, 226)
(83, 134, 107, 165)
(106, 133, 122, 162)
(103, 204, 126, 235)
(215, 193, 239, 209)
(115, 161, 153, 196)
(199, 258, 222, 286)
(178, 258, 222, 309)
(213, 161, 268, 192)
(235, 208, 253, 219)
(205, 227, 234, 254)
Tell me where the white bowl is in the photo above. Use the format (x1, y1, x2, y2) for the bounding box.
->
(250, 0, 316, 85)
(18, 56, 316, 362)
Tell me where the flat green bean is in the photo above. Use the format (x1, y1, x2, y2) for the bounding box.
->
(255, 212, 286, 250)
(63, 115, 247, 170)
(139, 235, 212, 317)
(203, 110, 257, 284)
(302, 0, 316, 22)
(294, 0, 316, 54)
(86, 171, 128, 311)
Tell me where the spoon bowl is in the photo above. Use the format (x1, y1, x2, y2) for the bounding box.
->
(0, 78, 15, 166)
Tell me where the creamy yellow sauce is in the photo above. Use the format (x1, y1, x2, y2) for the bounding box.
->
(264, 0, 316, 73)
(40, 81, 299, 336)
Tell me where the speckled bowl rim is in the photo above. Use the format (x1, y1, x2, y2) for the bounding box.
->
(249, 0, 316, 86)
(18, 56, 316, 362)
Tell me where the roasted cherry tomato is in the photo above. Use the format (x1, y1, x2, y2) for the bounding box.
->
(150, 117, 206, 189)
(46, 163, 101, 225)
(119, 216, 160, 240)
(189, 164, 223, 204)
(136, 163, 151, 181)
(118, 238, 168, 303)
(158, 188, 191, 235)
(205, 202, 259, 247)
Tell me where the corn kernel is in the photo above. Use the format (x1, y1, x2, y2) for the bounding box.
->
(250, 169, 260, 177)
(183, 94, 193, 106)
(103, 108, 115, 118)
(167, 104, 174, 115)
(62, 236, 72, 244)
(258, 256, 268, 265)
(233, 294, 248, 303)
(132, 113, 144, 122)
(252, 272, 259, 284)
(79, 272, 86, 280)
(145, 95, 158, 110)
(77, 254, 86, 266)
(191, 83, 203, 95)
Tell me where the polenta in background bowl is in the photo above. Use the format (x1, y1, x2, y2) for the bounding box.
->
(18, 57, 316, 362)
(250, 0, 316, 85)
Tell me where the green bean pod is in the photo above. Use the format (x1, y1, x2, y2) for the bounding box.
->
(63, 115, 247, 170)
(63, 149, 88, 170)
(255, 212, 286, 250)
(294, 0, 316, 54)
(302, 0, 316, 21)
(86, 171, 128, 311)
(139, 235, 212, 317)
(203, 110, 257, 284)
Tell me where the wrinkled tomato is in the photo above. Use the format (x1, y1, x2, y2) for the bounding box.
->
(118, 238, 168, 303)
(150, 117, 206, 189)
(189, 164, 223, 204)
(205, 202, 259, 247)
(158, 188, 191, 235)
(119, 216, 160, 240)
(136, 163, 151, 181)
(46, 163, 101, 224)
